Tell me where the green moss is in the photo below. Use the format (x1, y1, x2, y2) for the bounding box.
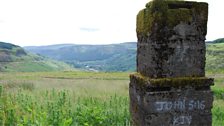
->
(194, 2, 208, 34)
(130, 73, 214, 87)
(136, 9, 153, 36)
(167, 8, 192, 28)
(137, 0, 168, 35)
(136, 0, 208, 35)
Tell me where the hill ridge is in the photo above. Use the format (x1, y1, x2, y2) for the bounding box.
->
(25, 40, 224, 72)
(0, 42, 74, 72)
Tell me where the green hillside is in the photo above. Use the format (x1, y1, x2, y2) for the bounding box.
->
(25, 40, 224, 72)
(25, 42, 136, 71)
(206, 42, 224, 73)
(213, 38, 224, 43)
(0, 42, 74, 72)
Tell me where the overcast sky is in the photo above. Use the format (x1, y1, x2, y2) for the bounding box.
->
(0, 0, 222, 46)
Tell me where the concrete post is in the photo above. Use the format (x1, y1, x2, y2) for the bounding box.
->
(129, 0, 214, 125)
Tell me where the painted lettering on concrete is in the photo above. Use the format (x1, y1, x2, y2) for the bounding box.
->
(173, 115, 192, 126)
(155, 99, 205, 112)
(155, 100, 186, 111)
(188, 100, 205, 110)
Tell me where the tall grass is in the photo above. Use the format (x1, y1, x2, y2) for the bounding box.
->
(212, 99, 224, 126)
(0, 71, 223, 125)
(0, 86, 130, 126)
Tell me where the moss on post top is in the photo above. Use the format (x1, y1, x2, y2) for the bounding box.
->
(136, 0, 208, 35)
(130, 73, 214, 87)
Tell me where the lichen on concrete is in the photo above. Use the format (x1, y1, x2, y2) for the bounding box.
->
(167, 8, 192, 28)
(136, 0, 208, 78)
(136, 9, 153, 36)
(130, 73, 214, 87)
(136, 0, 208, 35)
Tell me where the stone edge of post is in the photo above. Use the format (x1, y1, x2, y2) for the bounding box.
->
(130, 73, 214, 88)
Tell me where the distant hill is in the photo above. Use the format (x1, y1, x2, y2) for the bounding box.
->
(206, 38, 224, 43)
(25, 39, 224, 72)
(25, 42, 136, 71)
(0, 42, 27, 62)
(213, 38, 224, 43)
(0, 42, 73, 72)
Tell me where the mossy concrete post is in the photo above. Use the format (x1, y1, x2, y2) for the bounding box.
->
(130, 0, 214, 126)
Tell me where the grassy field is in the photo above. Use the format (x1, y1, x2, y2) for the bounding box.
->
(206, 43, 224, 74)
(0, 72, 130, 125)
(0, 71, 224, 125)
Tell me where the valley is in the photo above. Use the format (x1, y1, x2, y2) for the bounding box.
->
(0, 39, 223, 125)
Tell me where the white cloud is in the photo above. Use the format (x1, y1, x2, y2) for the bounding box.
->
(0, 0, 222, 46)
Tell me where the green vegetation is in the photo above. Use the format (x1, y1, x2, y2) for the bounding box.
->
(207, 67, 224, 125)
(24, 41, 223, 72)
(2, 60, 74, 72)
(0, 41, 221, 125)
(212, 100, 224, 126)
(0, 72, 130, 125)
(137, 0, 207, 35)
(25, 42, 136, 72)
(0, 71, 223, 125)
(0, 42, 74, 72)
(212, 38, 224, 43)
(0, 88, 129, 125)
(0, 42, 19, 50)
(206, 43, 224, 73)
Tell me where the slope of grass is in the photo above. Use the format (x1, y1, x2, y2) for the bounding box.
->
(78, 49, 136, 72)
(0, 56, 74, 72)
(2, 61, 73, 72)
(206, 43, 224, 73)
(25, 42, 137, 71)
(25, 41, 224, 72)
(213, 38, 224, 43)
(0, 42, 74, 72)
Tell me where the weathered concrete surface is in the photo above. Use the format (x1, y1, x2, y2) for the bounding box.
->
(130, 1, 213, 125)
(129, 74, 214, 126)
(136, 1, 208, 78)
